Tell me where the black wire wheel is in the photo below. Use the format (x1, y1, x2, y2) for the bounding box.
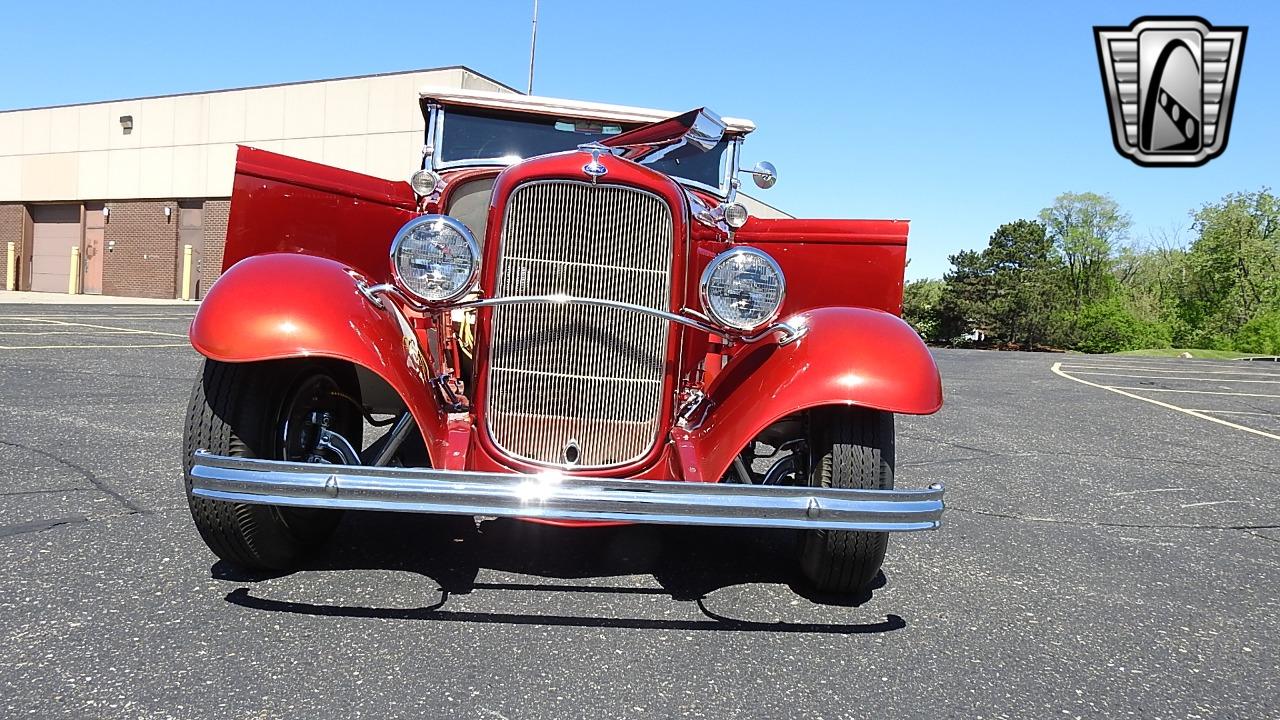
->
(182, 359, 362, 570)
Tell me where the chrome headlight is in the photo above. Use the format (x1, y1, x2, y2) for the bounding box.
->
(722, 202, 749, 228)
(699, 247, 785, 331)
(390, 215, 479, 304)
(409, 169, 440, 196)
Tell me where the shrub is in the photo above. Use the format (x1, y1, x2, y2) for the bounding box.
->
(901, 278, 945, 341)
(1233, 310, 1280, 355)
(1075, 299, 1170, 353)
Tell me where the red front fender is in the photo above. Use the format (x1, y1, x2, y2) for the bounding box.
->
(189, 253, 450, 466)
(678, 306, 942, 482)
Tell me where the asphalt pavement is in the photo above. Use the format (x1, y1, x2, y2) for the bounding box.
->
(1, 304, 1276, 719)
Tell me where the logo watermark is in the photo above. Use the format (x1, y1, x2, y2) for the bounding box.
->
(1094, 16, 1246, 167)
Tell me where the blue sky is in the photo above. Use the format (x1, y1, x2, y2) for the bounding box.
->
(2, 1, 1275, 279)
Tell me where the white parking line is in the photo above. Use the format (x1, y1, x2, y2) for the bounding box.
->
(1051, 362, 1280, 442)
(0, 330, 144, 336)
(0, 343, 189, 350)
(0, 312, 194, 316)
(0, 315, 191, 350)
(1063, 371, 1280, 384)
(1059, 363, 1280, 377)
(1186, 409, 1280, 417)
(4, 318, 186, 338)
(1107, 386, 1280, 398)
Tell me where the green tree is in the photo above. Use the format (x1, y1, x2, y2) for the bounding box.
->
(1114, 228, 1185, 313)
(939, 219, 1067, 348)
(901, 278, 945, 340)
(1039, 192, 1131, 310)
(1180, 189, 1280, 344)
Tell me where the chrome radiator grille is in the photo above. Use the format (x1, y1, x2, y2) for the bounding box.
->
(486, 180, 674, 468)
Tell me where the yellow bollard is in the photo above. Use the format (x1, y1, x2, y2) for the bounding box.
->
(5, 241, 14, 291)
(68, 246, 81, 295)
(181, 244, 193, 301)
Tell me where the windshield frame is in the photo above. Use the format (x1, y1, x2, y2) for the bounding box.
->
(426, 104, 740, 198)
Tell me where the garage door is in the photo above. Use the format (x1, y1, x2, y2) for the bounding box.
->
(30, 205, 81, 293)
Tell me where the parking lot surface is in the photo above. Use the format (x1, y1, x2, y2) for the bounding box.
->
(1, 304, 1276, 719)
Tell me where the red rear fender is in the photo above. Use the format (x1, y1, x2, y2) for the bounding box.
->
(189, 253, 450, 466)
(681, 306, 942, 482)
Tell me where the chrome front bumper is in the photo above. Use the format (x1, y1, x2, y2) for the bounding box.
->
(188, 451, 945, 532)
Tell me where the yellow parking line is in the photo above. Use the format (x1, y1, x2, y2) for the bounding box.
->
(1051, 362, 1280, 442)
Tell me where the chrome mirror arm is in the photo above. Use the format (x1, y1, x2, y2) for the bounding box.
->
(735, 160, 777, 190)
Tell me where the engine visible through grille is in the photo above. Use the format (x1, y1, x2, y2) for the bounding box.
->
(485, 180, 674, 468)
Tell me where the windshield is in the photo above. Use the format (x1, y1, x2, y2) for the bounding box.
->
(437, 108, 731, 193)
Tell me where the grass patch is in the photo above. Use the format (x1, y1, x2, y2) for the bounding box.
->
(1111, 348, 1257, 360)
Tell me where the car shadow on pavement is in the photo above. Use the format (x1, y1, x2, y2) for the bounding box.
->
(213, 511, 903, 635)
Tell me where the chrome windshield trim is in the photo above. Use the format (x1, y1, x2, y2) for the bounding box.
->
(421, 103, 440, 171)
(429, 107, 734, 195)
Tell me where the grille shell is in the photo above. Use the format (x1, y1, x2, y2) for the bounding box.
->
(484, 180, 675, 469)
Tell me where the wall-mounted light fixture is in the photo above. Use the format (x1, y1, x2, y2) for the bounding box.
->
(102, 206, 110, 219)
(119, 115, 133, 134)
(163, 206, 172, 219)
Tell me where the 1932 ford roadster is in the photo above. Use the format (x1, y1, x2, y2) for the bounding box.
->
(183, 87, 944, 595)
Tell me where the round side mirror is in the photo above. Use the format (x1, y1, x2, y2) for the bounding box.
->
(749, 161, 777, 189)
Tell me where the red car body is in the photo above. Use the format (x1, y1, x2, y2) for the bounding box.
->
(183, 90, 943, 591)
(192, 145, 941, 481)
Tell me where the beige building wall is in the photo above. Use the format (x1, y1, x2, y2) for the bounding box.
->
(0, 67, 515, 203)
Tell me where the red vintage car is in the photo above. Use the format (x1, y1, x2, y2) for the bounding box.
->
(183, 88, 944, 595)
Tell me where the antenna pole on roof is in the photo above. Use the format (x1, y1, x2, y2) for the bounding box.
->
(527, 0, 539, 94)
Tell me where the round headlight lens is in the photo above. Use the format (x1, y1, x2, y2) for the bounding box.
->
(699, 248, 785, 332)
(723, 202, 749, 228)
(390, 215, 479, 304)
(409, 169, 440, 196)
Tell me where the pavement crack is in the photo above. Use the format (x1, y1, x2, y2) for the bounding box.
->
(0, 439, 147, 513)
(0, 487, 91, 497)
(0, 515, 89, 539)
(948, 505, 1280, 532)
(1245, 530, 1280, 545)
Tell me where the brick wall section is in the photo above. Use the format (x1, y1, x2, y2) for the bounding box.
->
(201, 199, 230, 297)
(103, 201, 178, 298)
(0, 204, 23, 289)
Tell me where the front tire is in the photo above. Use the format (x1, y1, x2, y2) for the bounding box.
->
(799, 406, 894, 594)
(182, 359, 361, 570)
